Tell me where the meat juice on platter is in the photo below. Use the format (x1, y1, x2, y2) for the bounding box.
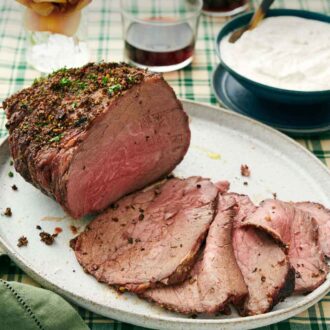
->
(124, 20, 195, 68)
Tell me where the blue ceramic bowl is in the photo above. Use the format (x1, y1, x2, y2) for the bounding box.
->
(215, 9, 330, 105)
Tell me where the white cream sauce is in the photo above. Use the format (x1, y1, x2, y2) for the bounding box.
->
(220, 16, 330, 91)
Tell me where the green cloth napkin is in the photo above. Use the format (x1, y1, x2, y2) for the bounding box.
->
(0, 279, 89, 330)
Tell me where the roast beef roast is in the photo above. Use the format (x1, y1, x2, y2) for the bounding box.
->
(71, 176, 218, 293)
(296, 202, 330, 257)
(243, 199, 328, 293)
(3, 62, 190, 218)
(142, 194, 248, 314)
(224, 194, 295, 316)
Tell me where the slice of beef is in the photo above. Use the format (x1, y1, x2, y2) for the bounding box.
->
(3, 62, 190, 218)
(223, 194, 294, 316)
(243, 199, 328, 293)
(214, 180, 230, 194)
(142, 194, 248, 314)
(71, 177, 218, 293)
(296, 202, 330, 257)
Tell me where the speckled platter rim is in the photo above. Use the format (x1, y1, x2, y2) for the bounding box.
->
(0, 100, 329, 330)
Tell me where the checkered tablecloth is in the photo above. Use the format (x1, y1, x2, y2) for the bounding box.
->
(0, 0, 330, 329)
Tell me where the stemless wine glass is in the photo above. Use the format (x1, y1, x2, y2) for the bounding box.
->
(121, 0, 202, 72)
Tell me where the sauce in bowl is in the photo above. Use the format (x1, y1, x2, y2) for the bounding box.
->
(220, 16, 330, 92)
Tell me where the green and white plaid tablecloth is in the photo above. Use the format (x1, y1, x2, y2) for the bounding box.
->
(0, 0, 330, 329)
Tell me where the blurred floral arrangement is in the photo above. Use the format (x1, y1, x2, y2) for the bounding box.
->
(16, 0, 91, 36)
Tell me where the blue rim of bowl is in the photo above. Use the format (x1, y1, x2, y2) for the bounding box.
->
(210, 64, 330, 136)
(215, 9, 330, 96)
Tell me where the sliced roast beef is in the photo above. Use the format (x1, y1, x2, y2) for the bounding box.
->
(296, 202, 330, 257)
(3, 62, 190, 218)
(142, 194, 248, 314)
(214, 180, 230, 194)
(223, 194, 294, 316)
(71, 177, 217, 293)
(243, 199, 328, 293)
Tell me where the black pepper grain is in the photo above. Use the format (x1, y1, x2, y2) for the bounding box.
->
(4, 207, 12, 217)
(240, 164, 250, 177)
(40, 231, 56, 245)
(110, 203, 119, 210)
(17, 236, 28, 247)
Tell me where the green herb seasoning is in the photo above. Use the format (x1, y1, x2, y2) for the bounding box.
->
(51, 67, 68, 76)
(77, 81, 87, 90)
(60, 77, 71, 87)
(33, 77, 45, 86)
(35, 121, 48, 127)
(9, 160, 13, 166)
(87, 74, 97, 80)
(108, 84, 122, 95)
(102, 76, 109, 85)
(8, 171, 13, 178)
(49, 133, 64, 143)
(127, 76, 136, 84)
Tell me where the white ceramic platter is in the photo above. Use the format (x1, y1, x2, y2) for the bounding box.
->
(0, 100, 329, 330)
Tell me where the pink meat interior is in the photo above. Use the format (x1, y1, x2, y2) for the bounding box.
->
(66, 78, 190, 218)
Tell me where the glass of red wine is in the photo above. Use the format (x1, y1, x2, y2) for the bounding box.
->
(121, 0, 202, 72)
(202, 0, 249, 17)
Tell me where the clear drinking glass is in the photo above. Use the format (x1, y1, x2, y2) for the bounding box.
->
(121, 0, 202, 72)
(23, 4, 90, 73)
(202, 0, 249, 17)
(26, 17, 90, 73)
